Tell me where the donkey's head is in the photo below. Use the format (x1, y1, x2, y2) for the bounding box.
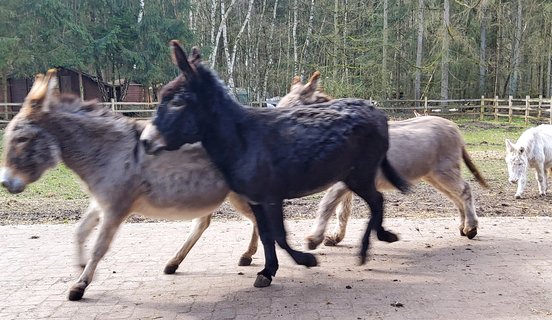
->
(505, 139, 528, 184)
(141, 40, 206, 154)
(1, 70, 61, 193)
(276, 71, 332, 108)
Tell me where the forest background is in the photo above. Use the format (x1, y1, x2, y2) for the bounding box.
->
(1, 0, 551, 103)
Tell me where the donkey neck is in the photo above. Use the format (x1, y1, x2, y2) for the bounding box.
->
(42, 110, 140, 183)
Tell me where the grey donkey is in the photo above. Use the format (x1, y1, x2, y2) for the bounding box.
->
(0, 70, 258, 301)
(276, 72, 489, 248)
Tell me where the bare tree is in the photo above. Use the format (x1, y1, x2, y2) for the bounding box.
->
(414, 0, 424, 105)
(508, 0, 523, 96)
(440, 0, 450, 101)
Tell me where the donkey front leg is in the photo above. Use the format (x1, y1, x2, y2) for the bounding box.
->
(306, 182, 350, 249)
(75, 200, 102, 269)
(249, 204, 279, 288)
(69, 213, 126, 301)
(164, 215, 212, 274)
(515, 174, 527, 199)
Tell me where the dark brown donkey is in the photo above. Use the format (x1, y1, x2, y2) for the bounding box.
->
(140, 41, 410, 288)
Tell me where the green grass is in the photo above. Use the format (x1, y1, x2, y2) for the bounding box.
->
(0, 119, 538, 203)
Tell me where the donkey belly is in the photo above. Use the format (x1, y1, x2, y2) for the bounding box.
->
(130, 197, 222, 220)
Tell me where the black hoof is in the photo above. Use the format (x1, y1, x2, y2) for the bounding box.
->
(238, 256, 252, 266)
(306, 238, 320, 250)
(465, 229, 477, 239)
(323, 237, 339, 247)
(297, 253, 318, 267)
(377, 230, 399, 243)
(359, 254, 367, 265)
(460, 229, 466, 237)
(68, 287, 85, 301)
(254, 274, 272, 288)
(164, 264, 179, 274)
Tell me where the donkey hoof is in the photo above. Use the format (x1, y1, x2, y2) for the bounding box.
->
(303, 253, 318, 268)
(323, 236, 340, 247)
(359, 254, 368, 265)
(238, 257, 252, 266)
(306, 238, 321, 250)
(514, 194, 522, 199)
(465, 229, 477, 239)
(163, 264, 179, 274)
(254, 274, 272, 288)
(68, 287, 84, 301)
(377, 230, 399, 243)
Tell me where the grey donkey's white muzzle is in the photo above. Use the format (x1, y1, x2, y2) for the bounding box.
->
(140, 124, 167, 155)
(0, 167, 26, 194)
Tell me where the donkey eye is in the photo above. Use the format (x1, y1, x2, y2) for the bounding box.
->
(16, 137, 30, 143)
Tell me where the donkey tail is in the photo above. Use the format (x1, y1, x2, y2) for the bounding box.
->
(381, 157, 411, 193)
(462, 146, 489, 189)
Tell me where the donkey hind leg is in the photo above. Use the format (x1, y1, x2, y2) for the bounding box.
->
(75, 200, 102, 269)
(69, 211, 127, 301)
(535, 164, 548, 196)
(426, 172, 478, 239)
(353, 186, 395, 265)
(324, 190, 354, 247)
(227, 192, 259, 266)
(305, 182, 349, 249)
(164, 215, 212, 274)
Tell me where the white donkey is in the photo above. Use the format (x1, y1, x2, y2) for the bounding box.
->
(277, 72, 489, 247)
(0, 70, 258, 301)
(505, 124, 552, 198)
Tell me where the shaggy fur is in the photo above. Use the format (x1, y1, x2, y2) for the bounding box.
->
(141, 41, 410, 287)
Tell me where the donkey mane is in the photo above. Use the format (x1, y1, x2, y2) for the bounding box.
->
(51, 94, 144, 133)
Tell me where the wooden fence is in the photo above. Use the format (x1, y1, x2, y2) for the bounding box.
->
(2, 96, 552, 124)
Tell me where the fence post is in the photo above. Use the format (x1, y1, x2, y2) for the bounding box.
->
(550, 97, 552, 125)
(479, 95, 484, 120)
(538, 95, 543, 120)
(508, 95, 513, 123)
(424, 96, 428, 115)
(494, 96, 499, 121)
(525, 95, 530, 124)
(110, 98, 115, 112)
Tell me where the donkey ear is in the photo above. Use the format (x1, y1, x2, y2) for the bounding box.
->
(41, 69, 59, 113)
(291, 76, 301, 85)
(301, 71, 321, 98)
(505, 139, 515, 152)
(189, 46, 202, 66)
(170, 40, 195, 76)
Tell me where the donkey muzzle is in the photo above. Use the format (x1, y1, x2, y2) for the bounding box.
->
(0, 167, 26, 194)
(140, 124, 167, 155)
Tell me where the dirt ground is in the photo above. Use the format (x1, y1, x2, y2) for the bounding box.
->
(1, 148, 551, 226)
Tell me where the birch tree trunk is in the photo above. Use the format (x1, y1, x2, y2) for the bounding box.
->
(382, 0, 389, 97)
(479, 0, 488, 96)
(414, 0, 424, 105)
(292, 0, 299, 76)
(508, 0, 523, 97)
(440, 0, 450, 101)
(226, 0, 255, 90)
(209, 0, 237, 68)
(262, 0, 279, 100)
(546, 22, 552, 98)
(299, 0, 315, 78)
(333, 0, 339, 78)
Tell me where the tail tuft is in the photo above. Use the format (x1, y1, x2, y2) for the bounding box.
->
(462, 147, 489, 189)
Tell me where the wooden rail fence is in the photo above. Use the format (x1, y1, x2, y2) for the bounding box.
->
(2, 96, 552, 124)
